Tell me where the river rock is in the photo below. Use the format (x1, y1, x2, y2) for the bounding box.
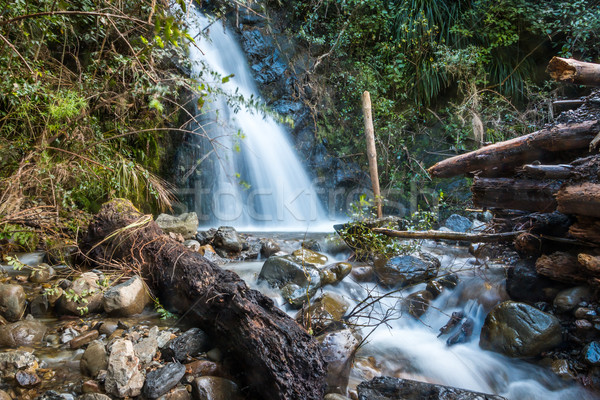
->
(78, 395, 112, 400)
(324, 395, 351, 400)
(103, 275, 149, 316)
(374, 254, 440, 288)
(15, 369, 41, 386)
(301, 239, 321, 251)
(199, 245, 225, 264)
(183, 240, 201, 251)
(480, 301, 562, 357)
(30, 294, 50, 317)
(157, 386, 191, 400)
(260, 239, 280, 258)
(351, 265, 375, 282)
(156, 212, 198, 240)
(320, 262, 352, 286)
(0, 283, 26, 322)
(0, 318, 47, 347)
(292, 248, 328, 265)
(554, 286, 593, 313)
(357, 376, 507, 399)
(322, 235, 351, 256)
(259, 253, 321, 303)
(134, 326, 159, 365)
(296, 292, 349, 335)
(55, 272, 103, 316)
(70, 329, 99, 349)
(317, 329, 360, 395)
(191, 376, 241, 400)
(184, 359, 221, 377)
(0, 390, 10, 400)
(551, 359, 576, 380)
(444, 214, 472, 232)
(29, 264, 56, 283)
(80, 340, 108, 377)
(105, 339, 145, 398)
(213, 226, 243, 256)
(581, 341, 600, 366)
(506, 259, 562, 303)
(0, 350, 38, 375)
(161, 328, 211, 362)
(425, 280, 444, 298)
(144, 362, 186, 398)
(403, 290, 433, 318)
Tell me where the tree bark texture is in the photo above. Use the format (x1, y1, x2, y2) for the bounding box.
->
(472, 177, 561, 212)
(362, 91, 382, 218)
(79, 199, 326, 400)
(547, 57, 600, 87)
(427, 121, 599, 178)
(557, 183, 600, 218)
(535, 252, 589, 284)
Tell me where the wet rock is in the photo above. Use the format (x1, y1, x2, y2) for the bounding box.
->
(320, 262, 352, 286)
(317, 329, 360, 395)
(446, 318, 475, 346)
(425, 280, 444, 298)
(301, 239, 321, 252)
(199, 245, 225, 264)
(281, 282, 318, 308)
(574, 307, 597, 319)
(554, 286, 593, 313)
(98, 321, 118, 336)
(296, 292, 349, 335)
(0, 318, 47, 347)
(78, 394, 112, 400)
(322, 236, 351, 256)
(575, 319, 593, 331)
(292, 248, 328, 265)
(0, 283, 26, 322)
(438, 311, 465, 337)
(403, 290, 433, 318)
(438, 273, 459, 289)
(156, 212, 198, 240)
(191, 376, 240, 400)
(157, 386, 191, 400)
(134, 326, 159, 365)
(582, 341, 600, 366)
(350, 266, 375, 283)
(206, 348, 222, 362)
(196, 228, 216, 245)
(46, 286, 63, 306)
(260, 239, 280, 258)
(0, 350, 38, 375)
(82, 380, 101, 393)
(105, 339, 145, 398)
(213, 226, 243, 256)
(444, 214, 472, 232)
(184, 359, 220, 378)
(506, 259, 562, 303)
(55, 272, 103, 316)
(162, 328, 211, 362)
(15, 370, 40, 387)
(144, 362, 186, 398)
(374, 254, 440, 288)
(38, 391, 75, 400)
(29, 264, 56, 283)
(551, 359, 576, 380)
(324, 395, 351, 400)
(259, 254, 321, 294)
(81, 340, 108, 377)
(70, 329, 99, 349)
(183, 240, 201, 251)
(480, 301, 562, 357)
(357, 376, 506, 399)
(169, 232, 185, 243)
(103, 275, 149, 316)
(29, 294, 50, 317)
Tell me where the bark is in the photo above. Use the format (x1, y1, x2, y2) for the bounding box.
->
(471, 177, 560, 212)
(535, 252, 589, 284)
(547, 57, 600, 87)
(514, 232, 543, 258)
(578, 253, 600, 276)
(79, 199, 326, 400)
(521, 164, 574, 180)
(362, 91, 382, 218)
(371, 228, 522, 243)
(427, 120, 599, 178)
(569, 217, 600, 244)
(557, 183, 600, 218)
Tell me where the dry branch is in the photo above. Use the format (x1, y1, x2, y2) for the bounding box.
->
(472, 177, 561, 212)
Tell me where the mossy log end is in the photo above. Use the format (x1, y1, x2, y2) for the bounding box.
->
(79, 199, 326, 400)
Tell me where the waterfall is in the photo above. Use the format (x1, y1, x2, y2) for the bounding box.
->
(183, 8, 330, 231)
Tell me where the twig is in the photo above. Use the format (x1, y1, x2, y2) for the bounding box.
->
(0, 33, 35, 75)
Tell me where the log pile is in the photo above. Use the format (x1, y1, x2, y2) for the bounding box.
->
(426, 58, 600, 286)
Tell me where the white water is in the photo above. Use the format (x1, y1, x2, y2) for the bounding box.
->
(185, 8, 330, 231)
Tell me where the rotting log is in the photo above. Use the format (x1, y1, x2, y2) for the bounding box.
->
(547, 57, 600, 87)
(79, 199, 326, 400)
(569, 217, 600, 244)
(472, 177, 560, 212)
(557, 183, 600, 218)
(427, 120, 599, 178)
(578, 254, 600, 276)
(521, 164, 574, 180)
(371, 228, 523, 243)
(535, 252, 589, 284)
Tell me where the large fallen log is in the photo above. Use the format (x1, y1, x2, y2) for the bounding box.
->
(547, 57, 600, 87)
(472, 177, 561, 212)
(427, 120, 599, 178)
(569, 217, 600, 244)
(371, 228, 522, 243)
(557, 183, 600, 218)
(79, 199, 326, 400)
(535, 252, 589, 284)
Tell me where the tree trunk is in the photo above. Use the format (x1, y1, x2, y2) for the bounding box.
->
(362, 91, 382, 218)
(547, 57, 600, 87)
(557, 183, 600, 218)
(371, 228, 522, 243)
(471, 177, 561, 212)
(427, 121, 599, 178)
(79, 199, 326, 400)
(535, 252, 589, 284)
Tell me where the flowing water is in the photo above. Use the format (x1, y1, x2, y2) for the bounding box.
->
(184, 8, 330, 231)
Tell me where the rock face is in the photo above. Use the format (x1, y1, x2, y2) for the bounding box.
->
(56, 272, 103, 316)
(143, 362, 186, 399)
(156, 212, 198, 239)
(161, 328, 211, 362)
(357, 376, 507, 399)
(80, 340, 108, 377)
(105, 339, 145, 398)
(0, 284, 26, 322)
(480, 301, 562, 357)
(0, 318, 47, 347)
(191, 376, 240, 400)
(374, 254, 440, 288)
(317, 329, 360, 395)
(103, 275, 149, 316)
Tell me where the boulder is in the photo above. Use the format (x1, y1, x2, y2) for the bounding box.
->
(554, 286, 593, 313)
(55, 272, 103, 316)
(506, 259, 563, 303)
(581, 341, 600, 366)
(156, 212, 198, 240)
(295, 292, 349, 335)
(260, 239, 280, 258)
(403, 290, 433, 318)
(29, 264, 56, 283)
(105, 339, 145, 398)
(292, 248, 328, 265)
(80, 340, 108, 377)
(317, 329, 360, 395)
(444, 214, 472, 232)
(191, 376, 241, 400)
(357, 376, 506, 399)
(103, 275, 149, 316)
(213, 226, 243, 256)
(301, 239, 321, 252)
(281, 283, 319, 308)
(374, 254, 440, 288)
(0, 284, 26, 322)
(480, 301, 562, 357)
(161, 328, 211, 362)
(143, 362, 186, 399)
(320, 262, 352, 286)
(0, 318, 47, 347)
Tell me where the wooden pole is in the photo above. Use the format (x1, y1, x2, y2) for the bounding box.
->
(362, 91, 382, 218)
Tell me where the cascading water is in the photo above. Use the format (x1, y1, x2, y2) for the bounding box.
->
(183, 8, 329, 231)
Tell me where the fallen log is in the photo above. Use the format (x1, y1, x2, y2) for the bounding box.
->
(547, 57, 600, 87)
(569, 217, 600, 244)
(535, 252, 589, 284)
(427, 120, 599, 178)
(371, 228, 523, 243)
(578, 253, 600, 276)
(521, 164, 574, 180)
(557, 183, 600, 218)
(472, 177, 560, 212)
(79, 199, 326, 400)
